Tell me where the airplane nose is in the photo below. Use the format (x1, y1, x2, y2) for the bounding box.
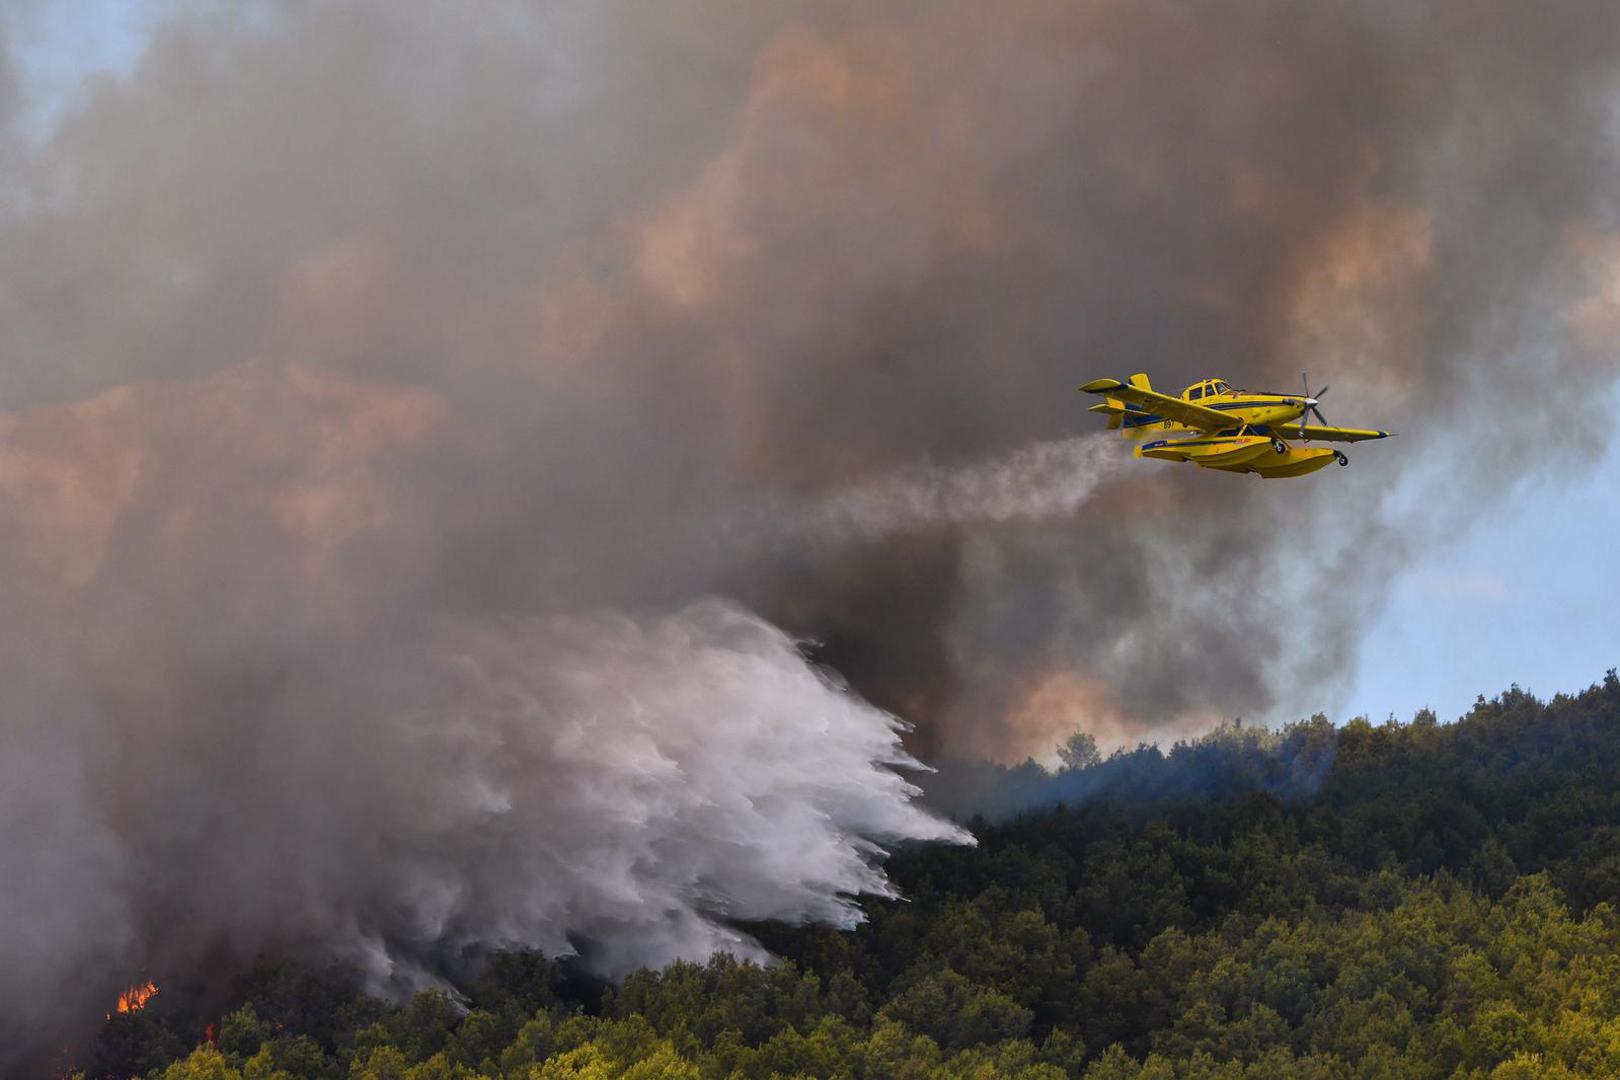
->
(1304, 398, 1319, 407)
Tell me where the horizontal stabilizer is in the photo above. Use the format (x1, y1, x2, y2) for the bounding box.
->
(1087, 400, 1125, 429)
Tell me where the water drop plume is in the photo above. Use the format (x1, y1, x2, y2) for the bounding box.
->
(799, 433, 1125, 544)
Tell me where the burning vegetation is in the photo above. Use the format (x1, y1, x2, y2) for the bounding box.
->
(110, 981, 158, 1018)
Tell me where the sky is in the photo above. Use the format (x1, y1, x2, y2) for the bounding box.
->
(5, 1, 1618, 732)
(4, 3, 1617, 730)
(1, 0, 177, 140)
(1346, 384, 1620, 724)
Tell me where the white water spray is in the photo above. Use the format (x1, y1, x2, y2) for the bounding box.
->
(757, 434, 1125, 549)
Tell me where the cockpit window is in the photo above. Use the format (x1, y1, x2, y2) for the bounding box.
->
(1188, 385, 1204, 400)
(1211, 380, 1230, 395)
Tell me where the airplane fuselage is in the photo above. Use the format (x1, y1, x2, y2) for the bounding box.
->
(1120, 392, 1309, 433)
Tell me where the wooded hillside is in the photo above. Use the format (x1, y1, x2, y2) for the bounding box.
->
(98, 672, 1620, 1078)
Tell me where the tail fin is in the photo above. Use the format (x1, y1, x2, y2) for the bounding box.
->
(1090, 374, 1152, 434)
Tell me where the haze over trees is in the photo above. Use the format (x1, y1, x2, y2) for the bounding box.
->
(94, 671, 1620, 1078)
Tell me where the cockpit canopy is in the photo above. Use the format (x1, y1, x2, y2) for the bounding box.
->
(1183, 379, 1232, 401)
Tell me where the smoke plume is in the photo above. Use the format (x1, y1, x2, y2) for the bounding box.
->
(2, 0, 1620, 1063)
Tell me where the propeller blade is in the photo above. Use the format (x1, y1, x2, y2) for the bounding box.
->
(1314, 384, 1330, 399)
(1310, 404, 1330, 426)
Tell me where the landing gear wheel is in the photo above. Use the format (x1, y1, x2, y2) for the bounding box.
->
(1270, 438, 1287, 454)
(1335, 451, 1348, 467)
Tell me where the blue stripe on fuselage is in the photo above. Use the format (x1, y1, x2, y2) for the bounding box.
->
(1143, 438, 1262, 450)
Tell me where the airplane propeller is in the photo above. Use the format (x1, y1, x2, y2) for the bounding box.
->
(1298, 372, 1331, 438)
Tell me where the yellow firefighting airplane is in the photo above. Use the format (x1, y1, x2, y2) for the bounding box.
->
(1079, 373, 1393, 477)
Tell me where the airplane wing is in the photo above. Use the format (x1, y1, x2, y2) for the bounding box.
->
(1078, 378, 1229, 431)
(1282, 425, 1395, 443)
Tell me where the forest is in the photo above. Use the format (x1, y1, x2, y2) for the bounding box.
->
(92, 671, 1620, 1079)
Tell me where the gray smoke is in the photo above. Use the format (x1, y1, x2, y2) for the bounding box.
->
(0, 369, 969, 1061)
(1, 0, 1619, 1063)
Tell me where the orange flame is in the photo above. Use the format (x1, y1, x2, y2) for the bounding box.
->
(111, 980, 158, 1017)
